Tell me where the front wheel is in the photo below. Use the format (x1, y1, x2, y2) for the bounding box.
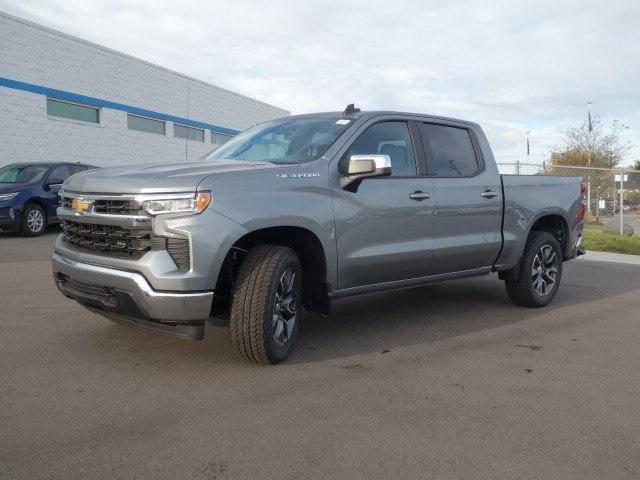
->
(20, 204, 46, 236)
(230, 245, 302, 364)
(505, 231, 563, 308)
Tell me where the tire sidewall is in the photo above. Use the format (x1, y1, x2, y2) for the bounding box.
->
(263, 252, 303, 363)
(21, 204, 46, 236)
(523, 233, 563, 306)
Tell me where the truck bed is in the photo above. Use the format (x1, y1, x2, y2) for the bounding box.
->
(496, 174, 584, 269)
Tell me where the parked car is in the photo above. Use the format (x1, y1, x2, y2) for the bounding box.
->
(52, 107, 585, 364)
(0, 162, 96, 236)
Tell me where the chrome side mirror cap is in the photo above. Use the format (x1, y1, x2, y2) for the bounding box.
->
(341, 154, 392, 189)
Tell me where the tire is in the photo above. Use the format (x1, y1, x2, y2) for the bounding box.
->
(230, 245, 302, 364)
(20, 204, 46, 236)
(505, 231, 563, 308)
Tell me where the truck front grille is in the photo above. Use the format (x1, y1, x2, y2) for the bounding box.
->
(61, 219, 152, 259)
(59, 192, 191, 270)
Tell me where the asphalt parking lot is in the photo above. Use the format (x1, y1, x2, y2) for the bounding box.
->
(1, 229, 640, 479)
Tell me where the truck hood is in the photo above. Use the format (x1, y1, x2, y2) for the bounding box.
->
(63, 160, 277, 194)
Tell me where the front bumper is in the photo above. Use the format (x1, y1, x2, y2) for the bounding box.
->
(52, 253, 213, 340)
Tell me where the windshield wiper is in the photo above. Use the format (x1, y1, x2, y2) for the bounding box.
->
(448, 159, 462, 176)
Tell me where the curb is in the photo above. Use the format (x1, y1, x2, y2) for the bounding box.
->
(578, 251, 640, 266)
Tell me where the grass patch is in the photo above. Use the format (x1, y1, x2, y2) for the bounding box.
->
(582, 228, 640, 255)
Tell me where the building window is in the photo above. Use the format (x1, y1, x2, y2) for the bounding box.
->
(211, 131, 233, 146)
(127, 114, 166, 135)
(47, 98, 99, 124)
(174, 124, 204, 142)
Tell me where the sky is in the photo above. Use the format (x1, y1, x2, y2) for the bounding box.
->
(1, 0, 639, 167)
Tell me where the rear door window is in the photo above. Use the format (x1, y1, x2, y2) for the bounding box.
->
(420, 123, 479, 177)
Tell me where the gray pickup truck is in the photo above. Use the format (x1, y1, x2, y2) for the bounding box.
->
(52, 106, 585, 364)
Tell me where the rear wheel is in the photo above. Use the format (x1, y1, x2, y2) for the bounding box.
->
(20, 204, 46, 236)
(505, 231, 563, 308)
(230, 245, 302, 364)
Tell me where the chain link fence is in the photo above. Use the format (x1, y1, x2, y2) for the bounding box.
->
(497, 162, 640, 237)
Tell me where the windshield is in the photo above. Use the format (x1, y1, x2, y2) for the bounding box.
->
(207, 116, 352, 164)
(0, 165, 49, 184)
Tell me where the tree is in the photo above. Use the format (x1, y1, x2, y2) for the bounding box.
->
(546, 119, 630, 215)
(548, 118, 628, 169)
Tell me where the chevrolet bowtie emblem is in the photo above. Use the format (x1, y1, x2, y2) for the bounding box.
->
(72, 197, 92, 214)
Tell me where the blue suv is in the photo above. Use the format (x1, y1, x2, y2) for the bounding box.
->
(0, 162, 96, 236)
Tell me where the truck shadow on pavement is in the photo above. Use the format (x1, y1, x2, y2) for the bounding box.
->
(286, 260, 640, 364)
(75, 260, 638, 367)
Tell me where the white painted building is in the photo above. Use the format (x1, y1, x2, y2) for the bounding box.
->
(0, 11, 288, 167)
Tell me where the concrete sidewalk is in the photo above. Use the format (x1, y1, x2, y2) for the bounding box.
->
(580, 250, 640, 265)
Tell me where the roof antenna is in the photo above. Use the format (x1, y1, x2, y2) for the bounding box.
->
(343, 103, 360, 115)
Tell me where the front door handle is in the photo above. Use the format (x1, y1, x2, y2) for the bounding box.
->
(481, 190, 498, 199)
(409, 191, 431, 201)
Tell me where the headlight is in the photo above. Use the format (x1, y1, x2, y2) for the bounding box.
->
(142, 191, 211, 215)
(0, 192, 19, 201)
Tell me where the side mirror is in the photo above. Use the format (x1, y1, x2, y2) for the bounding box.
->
(45, 179, 63, 189)
(340, 154, 392, 189)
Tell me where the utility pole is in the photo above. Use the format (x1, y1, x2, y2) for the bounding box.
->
(587, 101, 592, 211)
(620, 174, 624, 235)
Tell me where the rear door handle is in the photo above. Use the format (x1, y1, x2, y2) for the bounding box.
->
(409, 191, 431, 201)
(481, 190, 498, 199)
